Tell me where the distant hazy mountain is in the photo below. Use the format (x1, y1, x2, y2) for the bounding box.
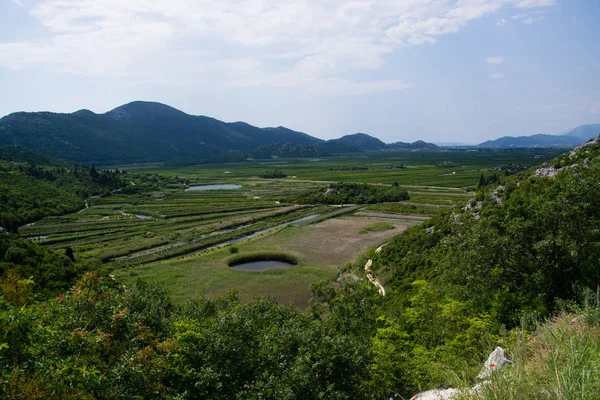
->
(564, 124, 600, 140)
(0, 101, 322, 164)
(479, 124, 600, 148)
(325, 133, 387, 152)
(324, 133, 439, 153)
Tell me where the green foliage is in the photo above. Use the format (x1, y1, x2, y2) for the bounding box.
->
(228, 246, 239, 254)
(0, 274, 175, 399)
(359, 222, 396, 234)
(436, 160, 460, 168)
(259, 169, 288, 179)
(0, 145, 68, 166)
(363, 144, 600, 395)
(294, 182, 410, 204)
(0, 161, 124, 231)
(0, 272, 377, 399)
(170, 289, 374, 399)
(457, 309, 600, 400)
(0, 234, 89, 300)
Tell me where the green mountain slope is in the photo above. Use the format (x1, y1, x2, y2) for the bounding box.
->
(0, 145, 68, 166)
(324, 133, 439, 153)
(0, 101, 322, 164)
(364, 135, 600, 395)
(326, 133, 388, 151)
(0, 162, 125, 231)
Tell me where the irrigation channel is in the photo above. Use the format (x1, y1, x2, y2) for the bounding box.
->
(185, 184, 242, 191)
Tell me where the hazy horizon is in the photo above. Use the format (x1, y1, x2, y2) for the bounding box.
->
(1, 0, 599, 143)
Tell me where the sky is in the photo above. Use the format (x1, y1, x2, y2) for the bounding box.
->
(0, 0, 599, 144)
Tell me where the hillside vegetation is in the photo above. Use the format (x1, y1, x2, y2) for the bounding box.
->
(0, 161, 125, 231)
(0, 145, 68, 166)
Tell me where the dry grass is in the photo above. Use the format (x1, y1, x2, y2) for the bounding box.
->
(253, 217, 411, 267)
(455, 310, 600, 400)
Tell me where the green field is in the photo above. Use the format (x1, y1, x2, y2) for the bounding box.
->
(22, 149, 563, 307)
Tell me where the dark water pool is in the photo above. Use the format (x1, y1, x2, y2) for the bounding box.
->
(230, 260, 296, 271)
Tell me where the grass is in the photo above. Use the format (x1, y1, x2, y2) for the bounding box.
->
(454, 304, 600, 399)
(116, 217, 409, 308)
(122, 149, 564, 188)
(365, 202, 446, 216)
(359, 221, 396, 234)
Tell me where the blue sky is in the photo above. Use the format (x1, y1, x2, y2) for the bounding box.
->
(0, 0, 599, 144)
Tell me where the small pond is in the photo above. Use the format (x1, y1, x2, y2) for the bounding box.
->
(229, 254, 298, 271)
(186, 184, 241, 191)
(230, 260, 296, 271)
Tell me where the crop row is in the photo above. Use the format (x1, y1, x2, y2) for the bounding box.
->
(113, 207, 319, 266)
(19, 218, 154, 237)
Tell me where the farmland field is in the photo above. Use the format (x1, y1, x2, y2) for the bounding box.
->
(22, 149, 565, 307)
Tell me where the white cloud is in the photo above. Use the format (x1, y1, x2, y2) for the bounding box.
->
(11, 0, 25, 6)
(486, 57, 505, 64)
(489, 73, 505, 79)
(0, 0, 555, 95)
(497, 18, 508, 26)
(511, 10, 547, 24)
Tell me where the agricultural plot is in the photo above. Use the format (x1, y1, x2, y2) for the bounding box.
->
(20, 180, 327, 263)
(129, 148, 564, 187)
(118, 216, 415, 308)
(23, 149, 554, 307)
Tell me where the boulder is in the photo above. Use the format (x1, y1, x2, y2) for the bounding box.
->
(409, 347, 512, 400)
(476, 346, 512, 380)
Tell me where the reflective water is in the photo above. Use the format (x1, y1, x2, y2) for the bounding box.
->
(230, 260, 296, 271)
(186, 184, 241, 191)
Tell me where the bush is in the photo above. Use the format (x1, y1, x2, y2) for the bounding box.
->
(359, 222, 396, 234)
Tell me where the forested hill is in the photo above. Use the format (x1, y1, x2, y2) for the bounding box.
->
(0, 101, 322, 164)
(0, 145, 68, 166)
(0, 102, 439, 164)
(323, 133, 439, 152)
(364, 135, 600, 395)
(0, 161, 125, 231)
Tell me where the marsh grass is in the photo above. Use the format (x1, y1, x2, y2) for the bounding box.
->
(359, 221, 396, 234)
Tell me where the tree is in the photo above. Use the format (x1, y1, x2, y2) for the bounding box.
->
(65, 246, 76, 262)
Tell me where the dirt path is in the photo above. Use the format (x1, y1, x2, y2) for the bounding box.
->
(364, 243, 387, 296)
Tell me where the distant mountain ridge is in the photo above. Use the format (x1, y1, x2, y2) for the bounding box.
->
(479, 124, 600, 148)
(324, 133, 438, 153)
(0, 101, 322, 164)
(0, 101, 438, 163)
